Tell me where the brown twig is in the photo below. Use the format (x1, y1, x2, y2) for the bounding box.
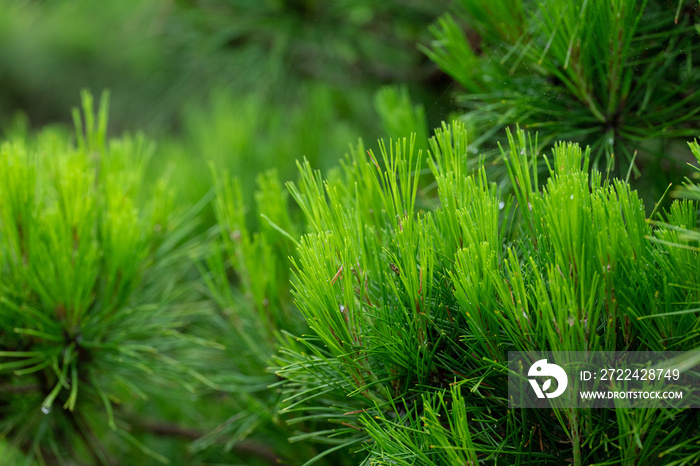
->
(0, 384, 39, 394)
(131, 418, 291, 466)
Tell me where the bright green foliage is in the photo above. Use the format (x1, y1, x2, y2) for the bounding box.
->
(422, 0, 700, 173)
(196, 165, 350, 464)
(679, 140, 700, 204)
(207, 167, 301, 370)
(187, 87, 437, 465)
(651, 140, 700, 247)
(277, 122, 700, 465)
(0, 92, 211, 464)
(3, 2, 700, 463)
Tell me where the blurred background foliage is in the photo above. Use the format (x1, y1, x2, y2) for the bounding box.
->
(0, 0, 448, 132)
(0, 0, 451, 226)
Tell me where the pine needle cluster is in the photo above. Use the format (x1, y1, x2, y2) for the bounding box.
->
(0, 92, 213, 463)
(275, 122, 700, 465)
(423, 0, 700, 177)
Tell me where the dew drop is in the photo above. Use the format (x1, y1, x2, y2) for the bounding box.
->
(498, 201, 505, 210)
(41, 406, 51, 414)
